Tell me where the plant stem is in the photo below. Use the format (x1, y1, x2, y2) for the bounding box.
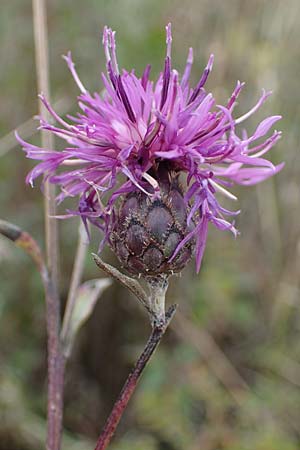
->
(44, 276, 65, 450)
(32, 1, 63, 449)
(32, 0, 59, 288)
(94, 304, 177, 450)
(147, 276, 169, 327)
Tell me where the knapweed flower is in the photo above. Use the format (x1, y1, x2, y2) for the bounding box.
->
(17, 24, 283, 276)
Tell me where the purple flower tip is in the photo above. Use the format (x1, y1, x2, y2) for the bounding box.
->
(17, 24, 283, 273)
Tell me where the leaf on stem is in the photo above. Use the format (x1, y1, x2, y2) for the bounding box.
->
(61, 278, 112, 357)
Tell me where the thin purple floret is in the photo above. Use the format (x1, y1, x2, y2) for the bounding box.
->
(17, 24, 283, 273)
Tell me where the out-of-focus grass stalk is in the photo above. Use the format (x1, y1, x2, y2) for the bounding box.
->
(173, 311, 275, 426)
(173, 311, 250, 407)
(32, 1, 64, 450)
(255, 180, 282, 267)
(0, 98, 71, 158)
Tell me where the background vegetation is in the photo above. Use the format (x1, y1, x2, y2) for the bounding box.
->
(1, 0, 300, 449)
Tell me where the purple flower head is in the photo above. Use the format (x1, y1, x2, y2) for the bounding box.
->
(17, 24, 283, 273)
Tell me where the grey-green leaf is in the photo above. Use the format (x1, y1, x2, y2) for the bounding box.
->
(61, 278, 111, 357)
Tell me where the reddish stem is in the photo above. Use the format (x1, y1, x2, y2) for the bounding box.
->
(32, 1, 63, 448)
(44, 277, 65, 450)
(94, 304, 177, 450)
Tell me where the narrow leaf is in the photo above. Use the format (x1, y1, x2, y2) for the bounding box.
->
(61, 278, 111, 357)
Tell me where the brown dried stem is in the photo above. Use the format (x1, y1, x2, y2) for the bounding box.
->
(32, 1, 63, 449)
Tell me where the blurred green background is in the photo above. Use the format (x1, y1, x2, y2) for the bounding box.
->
(1, 0, 300, 449)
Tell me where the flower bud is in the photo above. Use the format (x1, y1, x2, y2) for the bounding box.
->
(111, 172, 194, 278)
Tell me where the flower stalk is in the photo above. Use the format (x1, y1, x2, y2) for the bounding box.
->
(147, 277, 169, 327)
(94, 304, 177, 450)
(93, 253, 176, 449)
